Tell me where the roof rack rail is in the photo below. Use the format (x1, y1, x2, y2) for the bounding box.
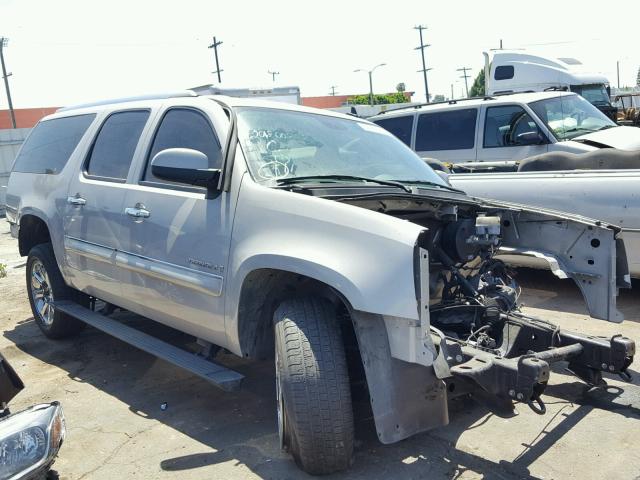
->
(375, 95, 497, 115)
(57, 90, 198, 112)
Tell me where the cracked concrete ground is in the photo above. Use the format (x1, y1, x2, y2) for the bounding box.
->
(1, 219, 640, 479)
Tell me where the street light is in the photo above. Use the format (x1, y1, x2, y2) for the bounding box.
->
(354, 63, 386, 107)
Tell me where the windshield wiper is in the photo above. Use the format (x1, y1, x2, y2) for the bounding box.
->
(390, 179, 465, 193)
(274, 175, 412, 193)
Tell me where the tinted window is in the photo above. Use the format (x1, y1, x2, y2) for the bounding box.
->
(373, 115, 414, 146)
(415, 109, 477, 151)
(483, 105, 543, 148)
(86, 110, 149, 180)
(495, 65, 514, 80)
(12, 114, 95, 174)
(144, 108, 222, 184)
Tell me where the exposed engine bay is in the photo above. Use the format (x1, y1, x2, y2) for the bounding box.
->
(337, 192, 635, 414)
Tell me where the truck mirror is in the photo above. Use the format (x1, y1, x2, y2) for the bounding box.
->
(151, 148, 221, 195)
(516, 131, 545, 146)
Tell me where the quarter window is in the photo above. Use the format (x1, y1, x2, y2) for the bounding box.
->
(143, 108, 222, 185)
(373, 115, 414, 146)
(86, 110, 149, 180)
(12, 114, 96, 174)
(494, 65, 514, 80)
(415, 109, 477, 151)
(483, 105, 542, 148)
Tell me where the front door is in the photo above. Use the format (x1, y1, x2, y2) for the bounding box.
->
(118, 106, 231, 345)
(64, 109, 151, 302)
(476, 104, 548, 162)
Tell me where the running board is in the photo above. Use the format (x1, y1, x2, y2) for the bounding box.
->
(55, 300, 244, 392)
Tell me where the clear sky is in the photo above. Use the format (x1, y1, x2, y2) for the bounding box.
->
(1, 0, 639, 108)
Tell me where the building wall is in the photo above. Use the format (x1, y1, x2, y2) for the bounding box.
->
(0, 107, 58, 129)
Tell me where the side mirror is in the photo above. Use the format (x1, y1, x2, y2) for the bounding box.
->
(515, 131, 545, 146)
(151, 148, 221, 193)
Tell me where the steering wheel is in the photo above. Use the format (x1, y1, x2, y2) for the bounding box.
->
(257, 161, 290, 180)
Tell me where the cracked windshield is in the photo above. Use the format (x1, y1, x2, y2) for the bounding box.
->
(236, 107, 447, 188)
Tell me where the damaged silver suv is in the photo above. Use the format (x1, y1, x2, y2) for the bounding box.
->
(5, 92, 635, 475)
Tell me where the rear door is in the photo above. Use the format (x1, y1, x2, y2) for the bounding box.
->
(414, 108, 478, 163)
(63, 109, 151, 302)
(117, 104, 231, 345)
(476, 104, 548, 162)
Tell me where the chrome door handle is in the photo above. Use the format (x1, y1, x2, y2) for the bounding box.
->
(67, 196, 86, 206)
(125, 207, 150, 218)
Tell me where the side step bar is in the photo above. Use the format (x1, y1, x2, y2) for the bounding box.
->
(55, 300, 244, 392)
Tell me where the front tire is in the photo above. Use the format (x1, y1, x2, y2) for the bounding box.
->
(26, 243, 85, 339)
(274, 297, 354, 475)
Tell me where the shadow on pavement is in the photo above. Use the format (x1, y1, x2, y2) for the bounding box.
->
(5, 312, 638, 480)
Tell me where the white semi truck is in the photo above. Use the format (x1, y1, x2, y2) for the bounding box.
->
(484, 50, 617, 120)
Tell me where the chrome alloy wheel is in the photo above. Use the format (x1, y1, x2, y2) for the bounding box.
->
(30, 259, 55, 325)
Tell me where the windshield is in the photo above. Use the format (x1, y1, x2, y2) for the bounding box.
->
(529, 94, 616, 141)
(570, 84, 611, 106)
(236, 107, 447, 189)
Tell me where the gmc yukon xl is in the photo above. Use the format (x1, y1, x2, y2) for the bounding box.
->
(4, 92, 635, 474)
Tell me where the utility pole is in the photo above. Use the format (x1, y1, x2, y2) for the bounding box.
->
(268, 70, 280, 83)
(499, 39, 503, 49)
(414, 25, 431, 103)
(457, 66, 471, 97)
(450, 83, 454, 100)
(0, 37, 16, 129)
(208, 36, 223, 83)
(617, 60, 620, 89)
(329, 85, 338, 96)
(354, 63, 386, 106)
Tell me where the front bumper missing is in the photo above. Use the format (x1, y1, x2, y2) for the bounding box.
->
(432, 314, 635, 414)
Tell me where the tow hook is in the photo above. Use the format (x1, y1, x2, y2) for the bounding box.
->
(527, 393, 546, 415)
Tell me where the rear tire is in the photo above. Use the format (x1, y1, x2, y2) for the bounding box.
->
(273, 297, 354, 475)
(26, 243, 86, 339)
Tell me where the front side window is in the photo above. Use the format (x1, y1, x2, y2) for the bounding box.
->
(12, 114, 96, 174)
(373, 115, 414, 146)
(483, 105, 543, 148)
(415, 108, 477, 151)
(529, 94, 616, 141)
(143, 108, 222, 185)
(237, 108, 447, 188)
(86, 110, 149, 180)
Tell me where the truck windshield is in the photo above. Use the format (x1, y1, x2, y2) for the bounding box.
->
(236, 107, 448, 189)
(529, 94, 616, 141)
(570, 84, 611, 107)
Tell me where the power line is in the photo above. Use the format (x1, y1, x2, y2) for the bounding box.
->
(208, 36, 223, 83)
(457, 66, 472, 98)
(0, 37, 16, 129)
(414, 25, 432, 103)
(329, 85, 338, 96)
(268, 70, 280, 82)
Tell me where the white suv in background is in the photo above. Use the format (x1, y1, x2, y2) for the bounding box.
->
(369, 91, 640, 165)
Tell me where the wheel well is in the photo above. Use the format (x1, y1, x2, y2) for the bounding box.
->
(237, 269, 354, 360)
(19, 215, 51, 256)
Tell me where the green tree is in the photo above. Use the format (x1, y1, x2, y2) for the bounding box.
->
(348, 92, 408, 105)
(469, 69, 485, 97)
(432, 94, 445, 102)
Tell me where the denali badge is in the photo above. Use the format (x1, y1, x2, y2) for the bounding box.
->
(187, 257, 224, 274)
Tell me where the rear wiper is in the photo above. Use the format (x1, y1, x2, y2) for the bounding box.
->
(274, 175, 412, 193)
(390, 179, 465, 193)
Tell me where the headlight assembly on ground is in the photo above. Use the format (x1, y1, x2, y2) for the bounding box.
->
(0, 402, 65, 480)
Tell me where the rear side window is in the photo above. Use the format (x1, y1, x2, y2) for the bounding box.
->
(495, 65, 514, 80)
(143, 108, 222, 185)
(415, 108, 477, 151)
(373, 115, 414, 146)
(86, 110, 150, 181)
(12, 114, 95, 174)
(483, 105, 542, 147)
